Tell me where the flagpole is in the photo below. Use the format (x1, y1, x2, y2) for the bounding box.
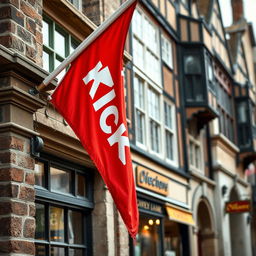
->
(30, 0, 137, 95)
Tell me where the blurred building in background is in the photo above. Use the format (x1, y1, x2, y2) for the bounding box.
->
(0, 0, 255, 255)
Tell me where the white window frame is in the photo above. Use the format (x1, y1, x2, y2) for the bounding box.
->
(161, 34, 173, 69)
(132, 9, 161, 86)
(164, 101, 178, 166)
(188, 134, 204, 173)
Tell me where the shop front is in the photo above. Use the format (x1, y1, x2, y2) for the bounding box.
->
(131, 164, 194, 256)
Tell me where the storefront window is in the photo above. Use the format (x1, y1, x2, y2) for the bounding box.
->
(164, 219, 183, 256)
(35, 155, 93, 256)
(135, 215, 162, 256)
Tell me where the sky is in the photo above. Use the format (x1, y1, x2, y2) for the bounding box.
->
(219, 0, 256, 36)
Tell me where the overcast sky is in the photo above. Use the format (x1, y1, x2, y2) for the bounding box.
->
(219, 0, 256, 36)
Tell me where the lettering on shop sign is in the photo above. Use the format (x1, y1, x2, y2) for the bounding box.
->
(225, 200, 251, 213)
(138, 199, 163, 214)
(136, 166, 169, 196)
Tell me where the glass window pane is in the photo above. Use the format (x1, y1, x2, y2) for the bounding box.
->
(50, 167, 71, 194)
(50, 247, 65, 256)
(76, 174, 86, 197)
(43, 51, 50, 72)
(43, 20, 49, 46)
(35, 203, 45, 240)
(69, 248, 83, 256)
(135, 215, 161, 256)
(35, 161, 45, 187)
(35, 244, 46, 256)
(54, 30, 66, 57)
(50, 207, 64, 242)
(68, 210, 83, 244)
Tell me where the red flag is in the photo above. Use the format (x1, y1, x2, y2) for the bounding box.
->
(50, 1, 138, 238)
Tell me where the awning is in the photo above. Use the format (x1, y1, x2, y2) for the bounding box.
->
(166, 204, 195, 226)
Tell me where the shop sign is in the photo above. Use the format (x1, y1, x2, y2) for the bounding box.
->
(138, 199, 163, 214)
(136, 166, 169, 196)
(166, 205, 195, 226)
(225, 200, 251, 213)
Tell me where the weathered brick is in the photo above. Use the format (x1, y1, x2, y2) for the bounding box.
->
(0, 240, 35, 254)
(0, 216, 22, 237)
(17, 25, 31, 43)
(0, 20, 16, 34)
(0, 184, 19, 198)
(19, 186, 35, 201)
(0, 136, 25, 151)
(26, 44, 37, 61)
(25, 172, 34, 185)
(0, 201, 28, 215)
(26, 17, 36, 35)
(28, 0, 36, 7)
(0, 35, 24, 52)
(16, 154, 34, 169)
(29, 204, 35, 216)
(0, 0, 19, 8)
(0, 6, 24, 26)
(23, 218, 35, 238)
(0, 151, 16, 164)
(35, 30, 42, 44)
(21, 1, 41, 20)
(0, 168, 24, 182)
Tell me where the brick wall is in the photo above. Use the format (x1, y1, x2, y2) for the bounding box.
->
(0, 133, 36, 255)
(0, 0, 43, 65)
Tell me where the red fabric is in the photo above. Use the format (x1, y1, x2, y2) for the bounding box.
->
(50, 1, 138, 238)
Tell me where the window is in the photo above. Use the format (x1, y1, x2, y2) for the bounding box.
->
(148, 88, 161, 153)
(132, 9, 178, 165)
(189, 136, 202, 171)
(42, 16, 79, 81)
(34, 156, 93, 256)
(164, 102, 177, 164)
(184, 54, 204, 102)
(132, 10, 161, 85)
(161, 35, 173, 69)
(134, 76, 146, 145)
(216, 81, 234, 142)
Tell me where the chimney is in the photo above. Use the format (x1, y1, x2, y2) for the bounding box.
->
(231, 0, 244, 23)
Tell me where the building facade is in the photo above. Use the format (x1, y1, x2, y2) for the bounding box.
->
(0, 0, 255, 256)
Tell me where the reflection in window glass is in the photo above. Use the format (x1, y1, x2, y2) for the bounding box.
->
(55, 58, 66, 82)
(43, 51, 50, 72)
(50, 247, 65, 256)
(35, 203, 45, 240)
(43, 20, 49, 46)
(50, 207, 64, 242)
(135, 215, 161, 256)
(68, 210, 83, 244)
(50, 167, 71, 194)
(35, 244, 46, 256)
(69, 248, 83, 256)
(54, 30, 66, 57)
(76, 174, 86, 197)
(164, 219, 183, 256)
(35, 161, 45, 187)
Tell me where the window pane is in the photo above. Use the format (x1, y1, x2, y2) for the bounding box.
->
(76, 174, 86, 197)
(35, 161, 45, 187)
(35, 203, 45, 240)
(50, 207, 64, 242)
(35, 244, 46, 256)
(54, 30, 66, 57)
(184, 55, 201, 74)
(68, 210, 83, 244)
(50, 247, 65, 256)
(43, 20, 49, 46)
(166, 131, 174, 160)
(135, 215, 161, 256)
(50, 167, 71, 194)
(69, 248, 83, 256)
(43, 51, 50, 72)
(150, 120, 160, 153)
(136, 110, 145, 144)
